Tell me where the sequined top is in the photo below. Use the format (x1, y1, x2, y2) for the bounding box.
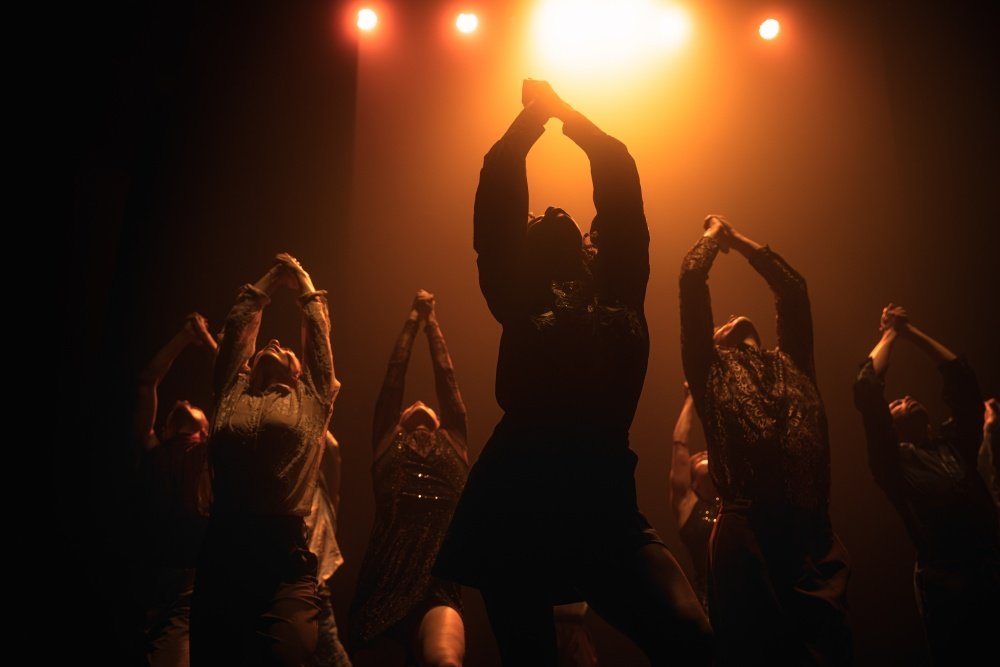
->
(854, 358, 998, 560)
(142, 434, 212, 567)
(678, 496, 720, 610)
(680, 237, 829, 513)
(474, 109, 650, 429)
(352, 432, 468, 641)
(210, 284, 339, 517)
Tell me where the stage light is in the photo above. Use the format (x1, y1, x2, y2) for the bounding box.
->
(659, 6, 691, 50)
(532, 1, 691, 73)
(357, 8, 378, 31)
(456, 13, 478, 34)
(759, 18, 779, 40)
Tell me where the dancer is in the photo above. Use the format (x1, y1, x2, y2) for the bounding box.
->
(853, 304, 999, 664)
(436, 81, 711, 666)
(679, 215, 851, 664)
(668, 383, 719, 613)
(190, 254, 339, 666)
(351, 290, 467, 667)
(136, 313, 216, 667)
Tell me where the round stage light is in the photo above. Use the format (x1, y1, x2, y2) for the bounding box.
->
(456, 13, 478, 34)
(357, 8, 378, 31)
(759, 18, 780, 40)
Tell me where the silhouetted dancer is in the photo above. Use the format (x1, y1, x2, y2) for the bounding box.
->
(853, 304, 999, 665)
(136, 313, 216, 667)
(679, 216, 852, 665)
(351, 290, 468, 667)
(190, 254, 339, 666)
(435, 81, 711, 666)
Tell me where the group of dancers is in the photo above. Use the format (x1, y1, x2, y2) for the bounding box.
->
(135, 82, 999, 666)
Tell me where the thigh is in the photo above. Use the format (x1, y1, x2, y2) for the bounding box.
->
(481, 582, 557, 667)
(577, 543, 712, 666)
(417, 605, 465, 667)
(257, 576, 322, 666)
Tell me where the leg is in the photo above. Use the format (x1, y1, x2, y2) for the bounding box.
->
(257, 576, 322, 666)
(577, 543, 712, 666)
(481, 581, 558, 667)
(416, 605, 465, 667)
(314, 582, 352, 667)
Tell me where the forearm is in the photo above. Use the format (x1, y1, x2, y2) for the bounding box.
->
(899, 324, 957, 365)
(373, 314, 420, 443)
(672, 396, 696, 445)
(679, 237, 721, 391)
(300, 292, 337, 404)
(426, 312, 467, 431)
(868, 330, 897, 379)
(139, 328, 195, 387)
(214, 284, 269, 395)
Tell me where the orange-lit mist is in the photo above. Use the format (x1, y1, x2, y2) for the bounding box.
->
(343, 2, 988, 664)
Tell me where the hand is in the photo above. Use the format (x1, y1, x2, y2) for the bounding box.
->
(185, 312, 214, 346)
(522, 79, 570, 120)
(703, 215, 732, 253)
(275, 252, 309, 289)
(879, 303, 910, 335)
(985, 398, 998, 431)
(413, 289, 435, 317)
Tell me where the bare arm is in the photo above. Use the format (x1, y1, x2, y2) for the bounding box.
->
(670, 389, 697, 520)
(136, 313, 215, 449)
(372, 300, 422, 448)
(421, 294, 468, 456)
(474, 102, 547, 322)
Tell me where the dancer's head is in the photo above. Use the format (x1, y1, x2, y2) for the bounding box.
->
(689, 450, 718, 501)
(889, 395, 931, 444)
(250, 339, 302, 391)
(526, 207, 589, 275)
(163, 400, 209, 443)
(713, 315, 761, 349)
(400, 401, 440, 432)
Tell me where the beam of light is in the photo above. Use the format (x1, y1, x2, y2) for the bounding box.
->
(759, 18, 779, 40)
(456, 13, 478, 34)
(357, 8, 378, 32)
(532, 1, 692, 74)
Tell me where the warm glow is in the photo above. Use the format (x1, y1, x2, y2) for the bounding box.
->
(759, 18, 780, 40)
(532, 1, 692, 73)
(357, 8, 378, 31)
(456, 13, 478, 34)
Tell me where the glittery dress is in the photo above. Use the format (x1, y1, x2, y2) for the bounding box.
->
(351, 428, 467, 642)
(351, 314, 469, 643)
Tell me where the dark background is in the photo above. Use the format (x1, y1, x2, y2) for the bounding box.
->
(67, 1, 998, 664)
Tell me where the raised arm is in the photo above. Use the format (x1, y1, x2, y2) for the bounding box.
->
(420, 292, 468, 455)
(670, 385, 698, 522)
(213, 263, 286, 397)
(556, 95, 648, 307)
(372, 296, 423, 447)
(853, 355, 904, 493)
(727, 224, 815, 379)
(276, 254, 339, 411)
(885, 307, 983, 462)
(679, 219, 728, 396)
(136, 313, 216, 449)
(474, 99, 547, 322)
